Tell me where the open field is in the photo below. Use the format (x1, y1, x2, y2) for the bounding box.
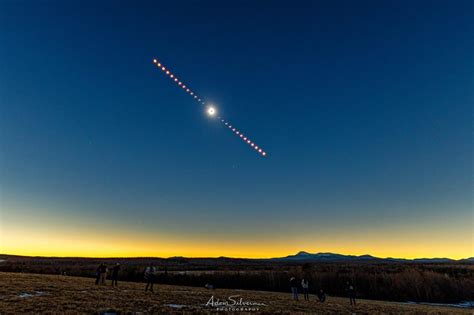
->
(0, 272, 471, 314)
(1, 255, 473, 304)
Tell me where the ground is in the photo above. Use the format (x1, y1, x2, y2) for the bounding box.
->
(0, 272, 470, 314)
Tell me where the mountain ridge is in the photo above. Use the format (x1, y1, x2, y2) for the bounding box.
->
(1, 253, 471, 262)
(269, 251, 469, 262)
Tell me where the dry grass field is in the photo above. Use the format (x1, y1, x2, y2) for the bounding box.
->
(0, 272, 471, 314)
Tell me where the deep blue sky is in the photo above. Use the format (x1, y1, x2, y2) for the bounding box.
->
(1, 0, 472, 258)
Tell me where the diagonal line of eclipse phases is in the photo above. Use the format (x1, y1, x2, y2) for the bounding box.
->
(152, 58, 267, 157)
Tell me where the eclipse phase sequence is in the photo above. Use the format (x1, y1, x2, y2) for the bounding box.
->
(152, 58, 267, 157)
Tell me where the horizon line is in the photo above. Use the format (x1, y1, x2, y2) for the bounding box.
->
(1, 251, 472, 261)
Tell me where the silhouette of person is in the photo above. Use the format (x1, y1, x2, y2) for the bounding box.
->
(290, 276, 299, 301)
(95, 264, 104, 285)
(301, 278, 309, 301)
(317, 288, 326, 302)
(346, 281, 356, 306)
(111, 263, 120, 287)
(98, 263, 108, 285)
(144, 264, 157, 292)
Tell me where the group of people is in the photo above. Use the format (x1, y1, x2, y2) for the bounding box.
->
(289, 277, 326, 302)
(95, 263, 121, 286)
(289, 277, 356, 306)
(94, 262, 158, 292)
(93, 263, 356, 305)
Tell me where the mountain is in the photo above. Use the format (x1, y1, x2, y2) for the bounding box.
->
(1, 253, 471, 263)
(271, 251, 380, 262)
(270, 251, 463, 263)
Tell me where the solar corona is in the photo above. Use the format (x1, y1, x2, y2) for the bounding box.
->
(152, 58, 267, 157)
(207, 106, 216, 116)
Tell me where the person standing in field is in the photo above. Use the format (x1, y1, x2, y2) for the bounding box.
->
(346, 281, 356, 306)
(95, 264, 101, 285)
(98, 263, 108, 285)
(290, 276, 299, 301)
(111, 263, 120, 287)
(301, 278, 309, 301)
(144, 264, 157, 292)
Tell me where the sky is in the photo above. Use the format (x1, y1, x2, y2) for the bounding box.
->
(0, 0, 472, 259)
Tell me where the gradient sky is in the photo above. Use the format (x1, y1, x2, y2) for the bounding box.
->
(1, 0, 472, 259)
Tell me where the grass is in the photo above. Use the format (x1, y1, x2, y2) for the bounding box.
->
(0, 272, 470, 314)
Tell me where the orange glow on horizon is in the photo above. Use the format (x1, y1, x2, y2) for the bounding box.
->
(2, 204, 472, 260)
(2, 224, 471, 260)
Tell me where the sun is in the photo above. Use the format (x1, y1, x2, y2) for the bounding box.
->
(207, 106, 216, 116)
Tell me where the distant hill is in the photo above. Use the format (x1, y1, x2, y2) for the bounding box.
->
(269, 251, 466, 263)
(270, 251, 379, 262)
(1, 252, 470, 263)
